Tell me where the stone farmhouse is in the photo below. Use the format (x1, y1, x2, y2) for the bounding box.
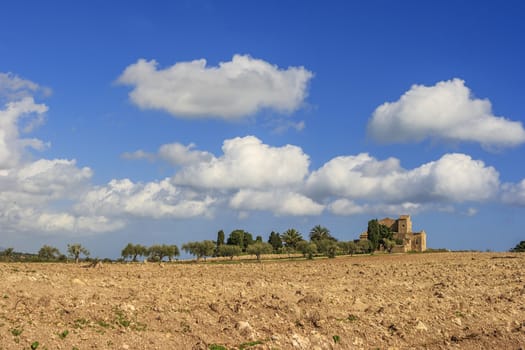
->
(359, 215, 427, 252)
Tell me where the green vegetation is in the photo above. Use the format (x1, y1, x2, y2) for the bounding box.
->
(310, 225, 336, 242)
(268, 231, 282, 252)
(246, 242, 273, 261)
(121, 243, 148, 262)
(67, 244, 90, 263)
(11, 327, 23, 336)
(367, 219, 393, 251)
(182, 241, 215, 261)
(281, 228, 303, 249)
(59, 329, 69, 339)
(217, 244, 242, 260)
(208, 345, 227, 350)
(38, 245, 61, 261)
(510, 240, 525, 252)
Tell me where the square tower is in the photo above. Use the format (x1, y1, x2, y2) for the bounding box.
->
(397, 215, 412, 234)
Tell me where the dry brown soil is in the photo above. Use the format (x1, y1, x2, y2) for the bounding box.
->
(1, 252, 524, 349)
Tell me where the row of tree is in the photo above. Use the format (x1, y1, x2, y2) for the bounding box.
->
(0, 221, 395, 263)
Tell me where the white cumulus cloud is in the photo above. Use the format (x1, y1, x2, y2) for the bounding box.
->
(368, 78, 525, 148)
(76, 178, 215, 219)
(0, 97, 49, 169)
(117, 54, 313, 119)
(501, 179, 525, 206)
(173, 136, 310, 190)
(230, 189, 324, 216)
(307, 152, 499, 205)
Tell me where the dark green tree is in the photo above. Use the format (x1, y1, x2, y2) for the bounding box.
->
(367, 219, 393, 251)
(255, 235, 263, 243)
(309, 225, 336, 242)
(216, 230, 225, 247)
(281, 228, 303, 249)
(38, 245, 60, 260)
(510, 240, 525, 252)
(268, 231, 282, 252)
(226, 229, 253, 252)
(227, 229, 245, 248)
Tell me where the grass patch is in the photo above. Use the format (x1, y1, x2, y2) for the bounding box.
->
(209, 345, 228, 350)
(59, 330, 69, 339)
(239, 340, 264, 349)
(11, 327, 23, 336)
(73, 318, 89, 329)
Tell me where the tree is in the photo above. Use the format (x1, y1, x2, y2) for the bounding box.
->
(297, 241, 317, 259)
(182, 241, 216, 261)
(317, 239, 338, 258)
(383, 239, 395, 253)
(309, 225, 336, 242)
(358, 240, 372, 254)
(281, 228, 303, 249)
(121, 243, 148, 262)
(148, 244, 168, 262)
(510, 240, 525, 252)
(67, 244, 90, 263)
(163, 244, 180, 262)
(268, 231, 282, 252)
(2, 247, 14, 261)
(367, 219, 393, 251)
(217, 244, 242, 260)
(227, 229, 244, 248)
(216, 230, 225, 248)
(38, 245, 60, 261)
(246, 242, 273, 261)
(255, 235, 263, 243)
(227, 230, 253, 252)
(348, 241, 358, 255)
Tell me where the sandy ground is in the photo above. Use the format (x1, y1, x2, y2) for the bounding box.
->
(0, 252, 524, 350)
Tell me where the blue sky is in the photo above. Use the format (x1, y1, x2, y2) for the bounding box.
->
(1, 1, 524, 257)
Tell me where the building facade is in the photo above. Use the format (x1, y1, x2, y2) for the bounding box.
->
(360, 215, 427, 252)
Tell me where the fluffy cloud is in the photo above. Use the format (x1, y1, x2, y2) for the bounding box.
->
(368, 79, 525, 148)
(76, 178, 215, 219)
(501, 179, 525, 206)
(122, 142, 213, 166)
(307, 153, 499, 205)
(329, 199, 422, 216)
(173, 136, 310, 190)
(117, 55, 313, 119)
(230, 189, 324, 216)
(14, 159, 92, 198)
(0, 72, 51, 101)
(0, 97, 49, 169)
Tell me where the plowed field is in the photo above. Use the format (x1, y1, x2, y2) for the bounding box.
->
(1, 252, 524, 349)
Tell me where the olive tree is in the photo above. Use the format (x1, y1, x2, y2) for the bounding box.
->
(217, 244, 242, 260)
(38, 245, 60, 261)
(121, 243, 148, 262)
(297, 241, 317, 259)
(182, 240, 216, 261)
(246, 242, 273, 261)
(67, 243, 90, 263)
